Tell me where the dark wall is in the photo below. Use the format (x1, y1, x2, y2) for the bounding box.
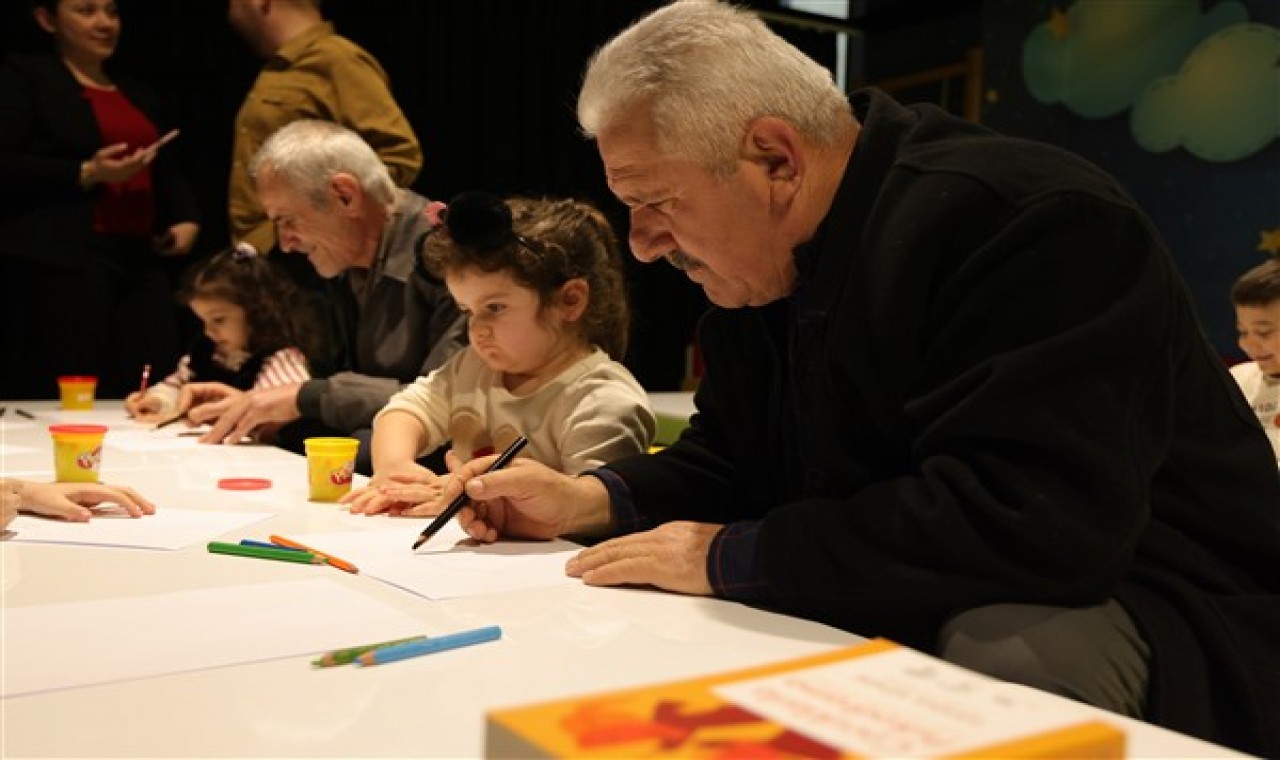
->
(780, 0, 1280, 363)
(0, 0, 707, 390)
(857, 0, 983, 80)
(12, 1, 1263, 379)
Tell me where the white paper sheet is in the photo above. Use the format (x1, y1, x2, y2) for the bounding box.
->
(38, 409, 145, 425)
(103, 429, 206, 452)
(2, 578, 432, 697)
(103, 427, 255, 451)
(0, 420, 37, 432)
(290, 523, 580, 599)
(0, 443, 40, 456)
(7, 507, 273, 550)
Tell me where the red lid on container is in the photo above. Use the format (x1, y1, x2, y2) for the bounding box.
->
(48, 424, 109, 434)
(217, 477, 273, 491)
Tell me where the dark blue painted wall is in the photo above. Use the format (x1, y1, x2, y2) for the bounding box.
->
(980, 0, 1280, 360)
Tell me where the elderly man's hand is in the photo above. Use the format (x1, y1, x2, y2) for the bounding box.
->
(565, 521, 721, 596)
(197, 383, 304, 445)
(445, 456, 613, 543)
(180, 382, 243, 424)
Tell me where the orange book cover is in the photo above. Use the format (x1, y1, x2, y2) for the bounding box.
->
(485, 638, 1125, 759)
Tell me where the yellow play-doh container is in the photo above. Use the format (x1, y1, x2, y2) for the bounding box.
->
(304, 437, 360, 502)
(49, 424, 108, 483)
(57, 375, 98, 410)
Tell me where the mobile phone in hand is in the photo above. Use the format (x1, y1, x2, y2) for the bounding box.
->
(148, 129, 180, 152)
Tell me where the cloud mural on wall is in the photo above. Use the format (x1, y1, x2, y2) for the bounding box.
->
(1131, 23, 1280, 162)
(1022, 0, 1280, 161)
(1022, 0, 1247, 118)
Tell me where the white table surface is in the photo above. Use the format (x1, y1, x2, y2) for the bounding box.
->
(0, 401, 1245, 758)
(647, 390, 696, 421)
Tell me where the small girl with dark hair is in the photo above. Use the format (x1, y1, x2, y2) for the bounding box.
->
(124, 244, 318, 422)
(344, 193, 655, 516)
(1229, 253, 1280, 458)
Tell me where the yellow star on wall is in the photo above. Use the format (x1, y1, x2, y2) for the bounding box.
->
(1258, 228, 1280, 256)
(1048, 7, 1071, 40)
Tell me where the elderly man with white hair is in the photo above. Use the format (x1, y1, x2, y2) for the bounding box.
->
(438, 1, 1280, 756)
(183, 120, 464, 456)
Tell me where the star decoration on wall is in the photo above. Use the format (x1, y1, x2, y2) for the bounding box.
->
(1259, 229, 1280, 256)
(1048, 7, 1072, 40)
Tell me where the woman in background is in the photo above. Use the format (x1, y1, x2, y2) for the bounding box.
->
(0, 0, 200, 400)
(125, 244, 317, 430)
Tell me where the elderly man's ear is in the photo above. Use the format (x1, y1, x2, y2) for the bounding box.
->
(743, 116, 803, 203)
(329, 173, 363, 213)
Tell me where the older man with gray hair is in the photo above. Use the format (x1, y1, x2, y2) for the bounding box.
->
(184, 120, 464, 458)
(439, 1, 1280, 755)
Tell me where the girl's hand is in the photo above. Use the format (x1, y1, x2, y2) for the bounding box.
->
(2, 483, 18, 530)
(124, 391, 145, 416)
(342, 462, 436, 515)
(371, 450, 470, 516)
(125, 392, 166, 422)
(377, 449, 470, 516)
(374, 474, 449, 516)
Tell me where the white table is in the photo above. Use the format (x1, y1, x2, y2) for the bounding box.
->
(648, 390, 696, 445)
(1, 401, 1244, 758)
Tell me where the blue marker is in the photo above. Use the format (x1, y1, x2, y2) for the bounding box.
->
(355, 625, 501, 666)
(240, 539, 303, 551)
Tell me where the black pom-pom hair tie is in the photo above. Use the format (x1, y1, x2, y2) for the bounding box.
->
(414, 191, 547, 274)
(414, 191, 537, 285)
(441, 191, 546, 255)
(416, 192, 583, 292)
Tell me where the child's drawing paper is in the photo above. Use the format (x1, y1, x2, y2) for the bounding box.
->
(2, 578, 429, 697)
(8, 507, 272, 550)
(292, 523, 579, 599)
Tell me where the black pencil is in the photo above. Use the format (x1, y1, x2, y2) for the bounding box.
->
(411, 435, 528, 551)
(15, 409, 34, 420)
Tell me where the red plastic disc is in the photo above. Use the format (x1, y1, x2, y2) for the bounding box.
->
(217, 477, 272, 491)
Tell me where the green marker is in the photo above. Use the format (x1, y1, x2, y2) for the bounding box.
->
(207, 541, 324, 565)
(312, 635, 429, 668)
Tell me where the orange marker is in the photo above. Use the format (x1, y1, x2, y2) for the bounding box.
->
(269, 534, 359, 574)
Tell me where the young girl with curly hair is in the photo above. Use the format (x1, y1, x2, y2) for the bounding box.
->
(344, 192, 655, 516)
(124, 244, 319, 423)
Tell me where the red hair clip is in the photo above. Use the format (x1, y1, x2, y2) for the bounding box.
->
(425, 201, 447, 228)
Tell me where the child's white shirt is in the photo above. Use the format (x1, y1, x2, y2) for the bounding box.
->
(379, 347, 656, 474)
(1229, 361, 1280, 460)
